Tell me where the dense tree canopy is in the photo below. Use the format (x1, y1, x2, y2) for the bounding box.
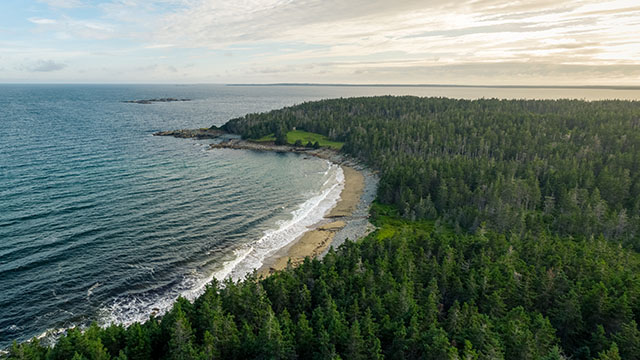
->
(224, 97, 640, 248)
(7, 97, 640, 359)
(8, 205, 640, 359)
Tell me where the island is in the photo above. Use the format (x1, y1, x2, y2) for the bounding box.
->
(123, 98, 191, 104)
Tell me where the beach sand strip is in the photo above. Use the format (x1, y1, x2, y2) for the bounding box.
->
(257, 165, 365, 277)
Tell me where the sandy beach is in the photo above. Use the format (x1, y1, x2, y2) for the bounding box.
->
(257, 164, 366, 277)
(152, 135, 377, 278)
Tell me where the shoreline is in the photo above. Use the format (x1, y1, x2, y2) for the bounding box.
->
(207, 138, 378, 277)
(11, 137, 364, 351)
(256, 165, 366, 277)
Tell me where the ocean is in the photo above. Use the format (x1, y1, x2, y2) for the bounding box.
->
(1, 84, 640, 348)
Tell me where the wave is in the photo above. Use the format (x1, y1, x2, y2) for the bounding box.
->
(98, 161, 345, 328)
(28, 325, 76, 349)
(87, 283, 101, 298)
(225, 162, 344, 282)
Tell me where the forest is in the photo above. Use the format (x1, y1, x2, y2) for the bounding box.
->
(6, 96, 640, 359)
(223, 97, 640, 248)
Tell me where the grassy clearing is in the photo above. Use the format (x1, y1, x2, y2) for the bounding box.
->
(252, 130, 344, 150)
(370, 202, 435, 240)
(254, 133, 277, 142)
(287, 130, 344, 149)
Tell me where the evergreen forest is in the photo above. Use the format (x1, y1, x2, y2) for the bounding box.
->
(7, 96, 640, 359)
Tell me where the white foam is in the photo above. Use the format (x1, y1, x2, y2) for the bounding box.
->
(33, 326, 75, 348)
(225, 163, 343, 282)
(99, 161, 345, 328)
(181, 246, 253, 302)
(87, 282, 101, 298)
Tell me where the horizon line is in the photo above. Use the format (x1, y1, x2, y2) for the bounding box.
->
(0, 82, 639, 90)
(227, 83, 640, 90)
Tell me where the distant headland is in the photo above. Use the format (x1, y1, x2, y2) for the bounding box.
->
(122, 98, 191, 104)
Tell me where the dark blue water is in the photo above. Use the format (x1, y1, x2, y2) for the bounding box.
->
(2, 84, 640, 348)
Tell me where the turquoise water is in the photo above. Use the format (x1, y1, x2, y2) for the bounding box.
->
(2, 84, 640, 347)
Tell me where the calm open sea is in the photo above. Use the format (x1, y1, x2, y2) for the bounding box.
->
(1, 84, 639, 347)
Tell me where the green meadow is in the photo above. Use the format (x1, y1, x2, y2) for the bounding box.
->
(254, 130, 344, 150)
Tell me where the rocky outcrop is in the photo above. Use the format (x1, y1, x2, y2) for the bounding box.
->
(153, 128, 225, 139)
(209, 139, 298, 153)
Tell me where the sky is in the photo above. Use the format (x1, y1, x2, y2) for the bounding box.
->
(0, 0, 639, 85)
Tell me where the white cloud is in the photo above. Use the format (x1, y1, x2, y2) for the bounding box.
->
(29, 15, 118, 40)
(37, 0, 84, 8)
(144, 44, 175, 49)
(28, 18, 58, 25)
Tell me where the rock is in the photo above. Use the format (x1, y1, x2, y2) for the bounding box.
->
(123, 98, 191, 104)
(153, 128, 225, 139)
(317, 221, 347, 231)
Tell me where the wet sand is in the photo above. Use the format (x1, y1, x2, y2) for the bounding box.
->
(257, 165, 365, 277)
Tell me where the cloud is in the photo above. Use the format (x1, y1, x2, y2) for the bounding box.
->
(29, 15, 117, 40)
(144, 44, 175, 49)
(8, 0, 640, 84)
(28, 18, 58, 25)
(151, 0, 639, 56)
(24, 59, 68, 72)
(37, 0, 84, 8)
